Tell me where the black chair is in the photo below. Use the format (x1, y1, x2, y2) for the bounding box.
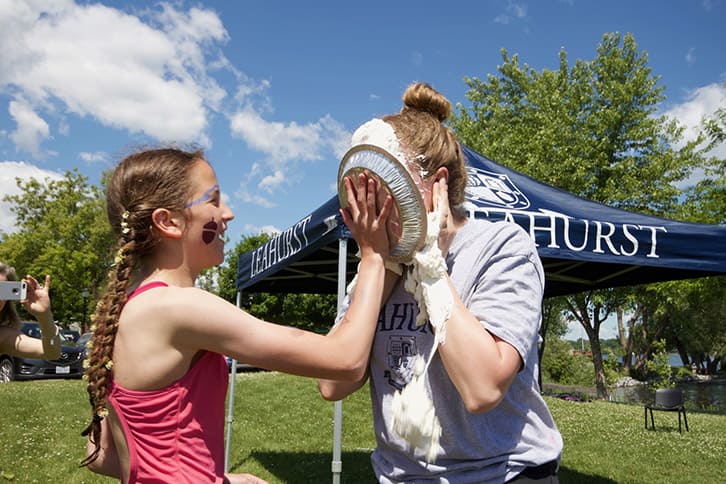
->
(644, 388, 689, 433)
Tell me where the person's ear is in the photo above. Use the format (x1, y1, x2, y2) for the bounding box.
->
(151, 208, 184, 239)
(434, 166, 449, 184)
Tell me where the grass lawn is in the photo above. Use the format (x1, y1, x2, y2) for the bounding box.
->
(1, 372, 724, 483)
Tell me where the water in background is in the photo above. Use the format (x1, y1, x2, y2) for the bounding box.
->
(611, 379, 726, 414)
(668, 353, 682, 366)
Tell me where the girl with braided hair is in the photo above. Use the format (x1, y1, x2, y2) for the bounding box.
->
(318, 83, 562, 483)
(82, 148, 393, 483)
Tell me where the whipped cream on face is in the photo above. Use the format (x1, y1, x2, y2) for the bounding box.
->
(351, 118, 407, 163)
(350, 118, 428, 194)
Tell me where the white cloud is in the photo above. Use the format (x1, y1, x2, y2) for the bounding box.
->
(662, 82, 726, 187)
(235, 184, 276, 208)
(663, 83, 726, 158)
(511, 3, 527, 18)
(78, 151, 108, 163)
(493, 14, 510, 24)
(0, 1, 234, 154)
(0, 161, 64, 235)
(8, 99, 50, 158)
(242, 224, 281, 236)
(230, 107, 328, 164)
(228, 108, 350, 196)
(234, 163, 276, 208)
(494, 1, 527, 24)
(0, 1, 350, 209)
(686, 48, 696, 66)
(259, 170, 286, 193)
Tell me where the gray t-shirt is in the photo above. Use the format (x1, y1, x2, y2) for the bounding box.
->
(340, 218, 562, 483)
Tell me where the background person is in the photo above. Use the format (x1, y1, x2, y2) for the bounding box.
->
(318, 83, 563, 483)
(82, 148, 392, 483)
(0, 261, 60, 362)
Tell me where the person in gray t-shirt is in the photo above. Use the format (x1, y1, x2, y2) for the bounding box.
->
(319, 82, 563, 484)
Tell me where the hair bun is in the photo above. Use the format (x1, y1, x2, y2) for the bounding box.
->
(401, 82, 451, 122)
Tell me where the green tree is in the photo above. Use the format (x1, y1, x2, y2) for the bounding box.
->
(451, 33, 714, 398)
(645, 339, 674, 389)
(633, 107, 726, 377)
(541, 336, 594, 387)
(0, 170, 113, 331)
(216, 233, 336, 333)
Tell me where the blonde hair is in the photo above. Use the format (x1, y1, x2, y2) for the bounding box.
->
(0, 261, 21, 330)
(382, 82, 466, 207)
(81, 148, 204, 466)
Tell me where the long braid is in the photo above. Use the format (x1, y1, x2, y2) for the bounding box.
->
(80, 238, 136, 466)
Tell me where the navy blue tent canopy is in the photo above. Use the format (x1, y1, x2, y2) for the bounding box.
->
(237, 146, 726, 297)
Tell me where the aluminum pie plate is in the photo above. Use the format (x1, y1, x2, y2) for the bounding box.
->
(337, 144, 427, 263)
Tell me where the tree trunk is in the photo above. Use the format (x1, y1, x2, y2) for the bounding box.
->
(589, 331, 608, 399)
(617, 308, 626, 347)
(674, 337, 690, 367)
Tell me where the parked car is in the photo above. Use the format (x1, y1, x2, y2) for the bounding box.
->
(60, 328, 81, 342)
(0, 322, 85, 382)
(77, 332, 92, 353)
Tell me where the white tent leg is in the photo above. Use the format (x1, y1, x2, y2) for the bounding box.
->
(332, 237, 348, 484)
(224, 291, 242, 473)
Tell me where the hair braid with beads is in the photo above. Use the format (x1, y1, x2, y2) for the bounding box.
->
(80, 148, 203, 466)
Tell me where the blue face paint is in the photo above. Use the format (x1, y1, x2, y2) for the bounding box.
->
(184, 184, 219, 208)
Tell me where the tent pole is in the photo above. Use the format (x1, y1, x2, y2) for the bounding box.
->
(332, 237, 348, 484)
(224, 290, 241, 473)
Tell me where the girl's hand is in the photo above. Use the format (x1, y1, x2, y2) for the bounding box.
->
(21, 274, 52, 322)
(433, 177, 456, 257)
(340, 172, 393, 260)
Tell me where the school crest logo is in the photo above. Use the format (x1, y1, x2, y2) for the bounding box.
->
(465, 166, 530, 210)
(384, 335, 418, 391)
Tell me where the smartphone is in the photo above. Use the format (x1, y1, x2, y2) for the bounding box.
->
(0, 280, 27, 300)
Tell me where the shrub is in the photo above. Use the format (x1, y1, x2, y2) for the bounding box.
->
(645, 339, 674, 389)
(542, 337, 595, 386)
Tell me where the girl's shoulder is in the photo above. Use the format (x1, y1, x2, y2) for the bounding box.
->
(122, 284, 230, 330)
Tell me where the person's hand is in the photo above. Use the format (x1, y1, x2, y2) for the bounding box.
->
(21, 274, 52, 322)
(340, 172, 393, 260)
(433, 177, 456, 257)
(224, 473, 269, 484)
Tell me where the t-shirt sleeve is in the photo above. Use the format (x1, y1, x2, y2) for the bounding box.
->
(464, 225, 544, 362)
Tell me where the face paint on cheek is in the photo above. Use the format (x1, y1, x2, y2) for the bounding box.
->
(202, 219, 219, 245)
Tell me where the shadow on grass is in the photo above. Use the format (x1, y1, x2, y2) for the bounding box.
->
(232, 450, 376, 483)
(559, 466, 618, 484)
(234, 454, 620, 484)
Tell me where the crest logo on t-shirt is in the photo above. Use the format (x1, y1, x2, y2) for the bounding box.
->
(465, 166, 530, 210)
(384, 335, 418, 391)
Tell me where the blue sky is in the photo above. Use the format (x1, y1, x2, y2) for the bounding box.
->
(1, 1, 724, 338)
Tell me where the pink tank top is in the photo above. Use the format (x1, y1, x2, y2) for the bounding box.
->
(108, 282, 229, 483)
